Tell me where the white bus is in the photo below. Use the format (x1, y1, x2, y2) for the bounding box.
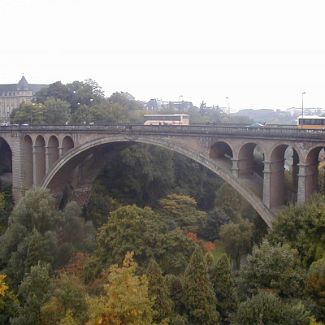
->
(144, 114, 189, 126)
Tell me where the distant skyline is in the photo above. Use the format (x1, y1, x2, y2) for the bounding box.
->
(1, 0, 325, 112)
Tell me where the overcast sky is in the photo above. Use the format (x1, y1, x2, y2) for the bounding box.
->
(1, 0, 324, 111)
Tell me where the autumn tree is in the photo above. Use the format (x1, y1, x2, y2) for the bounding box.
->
(40, 273, 88, 325)
(182, 247, 220, 325)
(0, 274, 18, 324)
(86, 251, 155, 325)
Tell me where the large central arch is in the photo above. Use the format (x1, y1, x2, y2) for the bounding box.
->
(41, 134, 275, 227)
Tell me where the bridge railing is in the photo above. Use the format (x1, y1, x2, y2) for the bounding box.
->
(2, 124, 325, 140)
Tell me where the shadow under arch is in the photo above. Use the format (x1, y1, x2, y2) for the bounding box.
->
(41, 135, 275, 227)
(0, 136, 12, 185)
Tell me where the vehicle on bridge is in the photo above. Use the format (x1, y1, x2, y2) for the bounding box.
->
(144, 114, 189, 126)
(297, 116, 325, 129)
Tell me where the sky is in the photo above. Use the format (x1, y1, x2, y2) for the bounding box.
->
(1, 0, 325, 112)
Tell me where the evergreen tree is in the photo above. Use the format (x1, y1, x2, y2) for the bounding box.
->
(232, 291, 310, 325)
(182, 247, 220, 325)
(146, 259, 174, 323)
(211, 254, 237, 324)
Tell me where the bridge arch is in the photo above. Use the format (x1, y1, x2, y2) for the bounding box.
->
(42, 135, 274, 227)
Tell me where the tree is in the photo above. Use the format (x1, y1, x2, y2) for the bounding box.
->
(158, 194, 207, 233)
(11, 102, 46, 124)
(182, 247, 220, 325)
(199, 207, 230, 241)
(146, 260, 173, 323)
(270, 194, 325, 266)
(232, 291, 310, 325)
(156, 229, 196, 275)
(11, 263, 52, 325)
(96, 205, 167, 269)
(0, 274, 18, 324)
(40, 273, 88, 325)
(305, 258, 325, 322)
(44, 97, 71, 125)
(219, 218, 254, 269)
(210, 254, 237, 324)
(237, 240, 305, 300)
(86, 251, 155, 325)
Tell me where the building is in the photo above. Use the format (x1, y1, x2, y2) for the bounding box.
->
(0, 76, 47, 122)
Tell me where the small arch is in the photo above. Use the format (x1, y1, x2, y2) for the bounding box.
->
(23, 135, 33, 188)
(34, 135, 46, 186)
(209, 141, 233, 170)
(48, 136, 59, 171)
(238, 142, 265, 177)
(61, 136, 74, 156)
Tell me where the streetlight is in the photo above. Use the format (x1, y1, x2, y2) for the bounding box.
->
(301, 91, 306, 126)
(226, 97, 230, 115)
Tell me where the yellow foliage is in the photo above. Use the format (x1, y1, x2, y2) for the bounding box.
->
(310, 317, 325, 325)
(0, 274, 9, 297)
(86, 252, 155, 325)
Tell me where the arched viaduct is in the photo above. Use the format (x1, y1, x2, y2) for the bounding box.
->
(0, 124, 325, 227)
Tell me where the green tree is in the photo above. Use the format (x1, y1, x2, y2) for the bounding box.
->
(44, 97, 71, 125)
(156, 229, 196, 275)
(305, 257, 325, 322)
(182, 247, 220, 325)
(158, 194, 207, 233)
(11, 263, 52, 325)
(238, 240, 305, 299)
(147, 259, 173, 323)
(210, 254, 237, 324)
(219, 218, 254, 269)
(86, 251, 154, 325)
(40, 273, 88, 325)
(232, 291, 310, 325)
(11, 102, 46, 124)
(270, 194, 325, 266)
(96, 205, 166, 268)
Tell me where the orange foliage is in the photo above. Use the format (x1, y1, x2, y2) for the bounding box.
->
(185, 232, 216, 252)
(185, 232, 199, 243)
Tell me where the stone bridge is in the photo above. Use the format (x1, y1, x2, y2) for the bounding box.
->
(0, 124, 325, 227)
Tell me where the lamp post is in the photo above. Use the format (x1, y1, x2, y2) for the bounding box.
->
(226, 97, 230, 115)
(301, 91, 306, 124)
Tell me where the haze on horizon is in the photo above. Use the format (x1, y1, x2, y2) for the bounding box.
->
(1, 0, 325, 112)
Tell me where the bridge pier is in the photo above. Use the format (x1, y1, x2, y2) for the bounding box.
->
(297, 163, 318, 204)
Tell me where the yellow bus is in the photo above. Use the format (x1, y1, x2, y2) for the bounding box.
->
(144, 114, 190, 126)
(297, 116, 325, 129)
